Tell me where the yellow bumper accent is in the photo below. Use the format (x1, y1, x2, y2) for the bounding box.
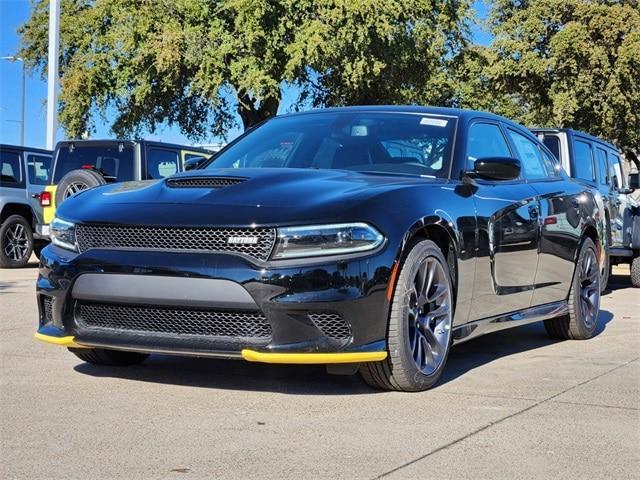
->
(34, 332, 87, 348)
(241, 349, 387, 364)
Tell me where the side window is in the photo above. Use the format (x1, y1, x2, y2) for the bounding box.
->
(0, 150, 22, 186)
(608, 153, 625, 190)
(539, 147, 560, 176)
(146, 149, 179, 179)
(596, 148, 609, 187)
(466, 122, 511, 170)
(27, 154, 52, 185)
(542, 136, 561, 162)
(572, 140, 595, 182)
(507, 129, 548, 179)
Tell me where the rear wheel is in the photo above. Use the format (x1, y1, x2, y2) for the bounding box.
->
(544, 237, 600, 340)
(360, 239, 453, 391)
(631, 253, 640, 288)
(0, 215, 34, 268)
(69, 348, 149, 366)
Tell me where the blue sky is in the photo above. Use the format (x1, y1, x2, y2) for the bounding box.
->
(0, 0, 491, 149)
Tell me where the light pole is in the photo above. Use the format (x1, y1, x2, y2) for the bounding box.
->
(46, 0, 61, 150)
(1, 56, 25, 146)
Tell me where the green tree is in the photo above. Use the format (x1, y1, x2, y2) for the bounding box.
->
(19, 0, 472, 140)
(486, 0, 640, 164)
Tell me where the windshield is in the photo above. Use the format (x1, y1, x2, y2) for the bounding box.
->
(53, 144, 135, 182)
(206, 112, 457, 177)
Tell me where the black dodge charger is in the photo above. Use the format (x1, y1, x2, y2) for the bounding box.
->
(36, 106, 605, 391)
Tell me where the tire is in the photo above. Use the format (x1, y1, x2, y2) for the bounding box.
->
(631, 254, 640, 288)
(360, 239, 454, 392)
(69, 347, 149, 366)
(0, 215, 34, 268)
(544, 237, 600, 340)
(55, 168, 106, 206)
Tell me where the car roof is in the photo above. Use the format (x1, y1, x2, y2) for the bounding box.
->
(54, 139, 214, 154)
(530, 128, 619, 152)
(0, 144, 53, 155)
(277, 105, 525, 127)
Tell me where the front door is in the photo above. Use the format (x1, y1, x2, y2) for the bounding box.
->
(465, 121, 540, 320)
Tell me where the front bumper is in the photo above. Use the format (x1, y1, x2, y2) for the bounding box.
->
(35, 244, 394, 364)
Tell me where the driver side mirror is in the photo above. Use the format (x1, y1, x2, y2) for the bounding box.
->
(184, 156, 207, 171)
(470, 157, 521, 181)
(628, 172, 639, 191)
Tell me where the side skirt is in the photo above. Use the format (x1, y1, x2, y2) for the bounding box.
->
(452, 301, 569, 345)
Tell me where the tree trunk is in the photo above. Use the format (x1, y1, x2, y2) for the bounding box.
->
(237, 92, 280, 131)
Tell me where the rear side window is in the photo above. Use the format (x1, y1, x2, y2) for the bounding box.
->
(466, 123, 511, 170)
(54, 144, 135, 182)
(507, 129, 549, 179)
(596, 148, 609, 186)
(27, 154, 52, 185)
(572, 140, 595, 182)
(542, 136, 561, 161)
(146, 148, 179, 179)
(0, 150, 22, 185)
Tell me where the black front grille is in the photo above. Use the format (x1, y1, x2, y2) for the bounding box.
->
(75, 224, 276, 261)
(76, 302, 272, 339)
(166, 177, 246, 188)
(309, 312, 352, 340)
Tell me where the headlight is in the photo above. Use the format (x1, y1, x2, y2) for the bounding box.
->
(50, 217, 78, 252)
(272, 223, 384, 259)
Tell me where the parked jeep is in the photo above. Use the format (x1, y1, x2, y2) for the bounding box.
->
(0, 144, 53, 267)
(40, 139, 214, 229)
(532, 129, 639, 288)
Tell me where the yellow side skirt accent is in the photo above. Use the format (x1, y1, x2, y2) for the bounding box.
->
(241, 349, 387, 364)
(34, 333, 88, 348)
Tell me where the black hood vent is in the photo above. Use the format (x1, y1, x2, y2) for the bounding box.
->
(166, 176, 247, 188)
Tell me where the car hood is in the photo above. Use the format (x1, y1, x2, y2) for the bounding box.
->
(57, 168, 440, 226)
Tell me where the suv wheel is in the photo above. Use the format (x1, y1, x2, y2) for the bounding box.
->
(0, 215, 34, 268)
(544, 237, 601, 340)
(360, 239, 454, 391)
(631, 253, 640, 288)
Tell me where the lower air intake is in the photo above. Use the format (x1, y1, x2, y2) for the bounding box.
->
(308, 312, 352, 340)
(76, 302, 272, 339)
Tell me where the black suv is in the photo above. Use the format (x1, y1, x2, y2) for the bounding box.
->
(532, 129, 639, 288)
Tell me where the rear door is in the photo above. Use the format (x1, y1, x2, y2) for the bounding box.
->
(467, 121, 540, 320)
(24, 152, 52, 225)
(608, 153, 628, 247)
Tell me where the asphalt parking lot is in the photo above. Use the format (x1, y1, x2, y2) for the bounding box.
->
(1, 260, 638, 480)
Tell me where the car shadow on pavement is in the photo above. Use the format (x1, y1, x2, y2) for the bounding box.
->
(438, 309, 614, 387)
(74, 310, 615, 395)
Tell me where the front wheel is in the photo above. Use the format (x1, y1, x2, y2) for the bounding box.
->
(0, 215, 34, 268)
(360, 239, 454, 391)
(544, 237, 601, 340)
(631, 253, 640, 288)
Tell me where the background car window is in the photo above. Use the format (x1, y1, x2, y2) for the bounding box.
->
(147, 149, 179, 179)
(27, 154, 51, 185)
(572, 140, 595, 182)
(596, 148, 609, 186)
(541, 135, 561, 161)
(207, 113, 457, 178)
(0, 150, 21, 184)
(54, 144, 135, 182)
(466, 123, 511, 170)
(507, 129, 548, 179)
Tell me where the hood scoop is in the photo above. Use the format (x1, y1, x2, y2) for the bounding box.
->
(166, 176, 247, 188)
